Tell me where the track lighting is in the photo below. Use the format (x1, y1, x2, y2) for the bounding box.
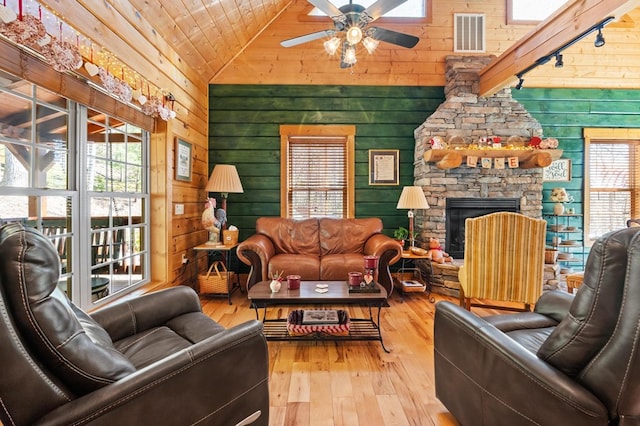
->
(594, 28, 605, 47)
(513, 17, 614, 90)
(515, 75, 524, 90)
(554, 53, 563, 68)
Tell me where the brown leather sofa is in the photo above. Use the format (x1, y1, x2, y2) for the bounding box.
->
(237, 217, 402, 296)
(434, 226, 640, 425)
(0, 223, 269, 426)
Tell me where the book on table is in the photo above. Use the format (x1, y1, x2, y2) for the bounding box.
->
(402, 280, 424, 287)
(302, 309, 340, 324)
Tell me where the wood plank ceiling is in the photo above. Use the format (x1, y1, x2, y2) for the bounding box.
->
(123, 0, 293, 82)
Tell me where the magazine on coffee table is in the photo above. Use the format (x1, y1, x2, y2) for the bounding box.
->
(302, 309, 340, 324)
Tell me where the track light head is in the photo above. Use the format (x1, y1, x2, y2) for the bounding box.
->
(515, 75, 524, 90)
(554, 53, 564, 68)
(594, 28, 605, 47)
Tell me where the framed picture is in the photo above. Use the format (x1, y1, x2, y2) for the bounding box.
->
(175, 138, 193, 181)
(543, 158, 572, 182)
(369, 149, 399, 185)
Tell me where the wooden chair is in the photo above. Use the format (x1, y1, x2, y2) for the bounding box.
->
(458, 212, 547, 311)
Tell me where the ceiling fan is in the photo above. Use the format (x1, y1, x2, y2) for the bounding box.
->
(280, 0, 419, 68)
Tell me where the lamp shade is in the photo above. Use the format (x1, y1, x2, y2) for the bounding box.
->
(396, 186, 429, 210)
(205, 164, 244, 194)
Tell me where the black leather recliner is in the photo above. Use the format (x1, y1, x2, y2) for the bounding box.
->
(434, 226, 640, 425)
(0, 223, 269, 425)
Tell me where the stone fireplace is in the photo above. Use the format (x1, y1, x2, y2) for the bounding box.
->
(413, 55, 546, 253)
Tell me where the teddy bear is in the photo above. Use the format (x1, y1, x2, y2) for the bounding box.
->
(426, 237, 452, 263)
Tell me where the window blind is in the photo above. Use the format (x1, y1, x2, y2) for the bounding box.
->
(287, 137, 346, 219)
(588, 141, 640, 241)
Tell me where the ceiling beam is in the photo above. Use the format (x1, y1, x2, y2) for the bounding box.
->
(479, 0, 640, 97)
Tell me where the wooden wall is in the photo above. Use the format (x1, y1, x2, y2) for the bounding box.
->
(208, 84, 444, 240)
(213, 0, 640, 90)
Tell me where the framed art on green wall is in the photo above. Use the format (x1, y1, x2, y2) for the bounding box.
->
(369, 149, 399, 186)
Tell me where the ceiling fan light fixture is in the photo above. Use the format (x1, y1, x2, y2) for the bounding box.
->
(344, 45, 357, 65)
(362, 37, 379, 54)
(324, 37, 341, 55)
(346, 26, 363, 45)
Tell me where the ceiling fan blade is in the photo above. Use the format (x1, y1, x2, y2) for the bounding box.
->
(368, 27, 419, 48)
(307, 0, 343, 19)
(281, 30, 335, 47)
(363, 0, 408, 22)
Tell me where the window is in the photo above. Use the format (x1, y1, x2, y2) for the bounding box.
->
(309, 0, 426, 18)
(0, 69, 150, 309)
(507, 0, 568, 24)
(584, 128, 640, 245)
(280, 125, 355, 219)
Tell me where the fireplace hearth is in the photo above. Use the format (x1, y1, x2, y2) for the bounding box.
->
(445, 198, 521, 259)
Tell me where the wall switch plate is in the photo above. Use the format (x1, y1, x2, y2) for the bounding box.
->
(175, 204, 184, 215)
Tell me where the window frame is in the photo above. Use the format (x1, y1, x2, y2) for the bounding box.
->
(584, 127, 640, 246)
(0, 74, 150, 310)
(506, 0, 568, 25)
(280, 124, 355, 219)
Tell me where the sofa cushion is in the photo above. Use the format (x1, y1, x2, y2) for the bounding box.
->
(319, 218, 382, 256)
(269, 253, 320, 280)
(0, 224, 136, 395)
(321, 253, 367, 280)
(256, 217, 319, 255)
(537, 228, 633, 376)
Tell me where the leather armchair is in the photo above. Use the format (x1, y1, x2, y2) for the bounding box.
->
(434, 226, 640, 425)
(0, 223, 269, 426)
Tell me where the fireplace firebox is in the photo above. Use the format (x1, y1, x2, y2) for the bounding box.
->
(445, 198, 521, 259)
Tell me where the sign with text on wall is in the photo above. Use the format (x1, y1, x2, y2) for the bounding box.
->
(543, 159, 572, 182)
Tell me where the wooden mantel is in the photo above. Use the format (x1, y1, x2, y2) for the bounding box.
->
(423, 148, 563, 170)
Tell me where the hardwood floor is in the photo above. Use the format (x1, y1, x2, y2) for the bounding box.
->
(199, 288, 464, 426)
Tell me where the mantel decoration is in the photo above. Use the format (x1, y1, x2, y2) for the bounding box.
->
(0, 0, 176, 121)
(423, 135, 562, 170)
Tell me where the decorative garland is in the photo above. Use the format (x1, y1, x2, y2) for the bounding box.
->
(0, 1, 175, 121)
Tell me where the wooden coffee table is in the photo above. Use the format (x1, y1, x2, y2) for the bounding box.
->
(248, 280, 389, 352)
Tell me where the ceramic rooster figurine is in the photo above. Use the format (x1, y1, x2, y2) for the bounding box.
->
(202, 198, 221, 243)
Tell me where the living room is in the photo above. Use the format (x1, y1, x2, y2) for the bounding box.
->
(0, 0, 639, 424)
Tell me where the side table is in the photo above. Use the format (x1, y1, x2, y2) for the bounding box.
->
(194, 243, 241, 304)
(395, 251, 435, 303)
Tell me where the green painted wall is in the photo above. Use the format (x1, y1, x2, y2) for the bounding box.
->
(208, 85, 640, 243)
(513, 88, 640, 219)
(208, 84, 443, 239)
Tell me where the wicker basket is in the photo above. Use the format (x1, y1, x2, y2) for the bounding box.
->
(222, 229, 239, 246)
(198, 261, 234, 294)
(545, 249, 558, 264)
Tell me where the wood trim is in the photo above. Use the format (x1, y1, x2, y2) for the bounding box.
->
(279, 124, 356, 218)
(583, 127, 640, 247)
(479, 0, 640, 97)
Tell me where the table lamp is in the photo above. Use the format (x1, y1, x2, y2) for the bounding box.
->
(205, 164, 244, 226)
(396, 186, 430, 248)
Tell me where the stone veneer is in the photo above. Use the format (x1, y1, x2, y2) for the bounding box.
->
(413, 55, 546, 246)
